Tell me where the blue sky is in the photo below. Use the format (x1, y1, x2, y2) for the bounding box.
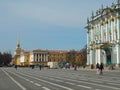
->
(0, 0, 114, 54)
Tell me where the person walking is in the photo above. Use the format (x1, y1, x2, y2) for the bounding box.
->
(39, 65, 41, 70)
(96, 63, 100, 74)
(74, 64, 77, 71)
(99, 63, 104, 75)
(15, 65, 17, 70)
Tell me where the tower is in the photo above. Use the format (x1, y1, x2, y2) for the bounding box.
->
(15, 34, 21, 55)
(14, 34, 22, 65)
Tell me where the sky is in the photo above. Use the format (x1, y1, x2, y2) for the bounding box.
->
(0, 0, 114, 54)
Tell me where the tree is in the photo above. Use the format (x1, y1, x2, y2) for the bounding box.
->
(0, 51, 12, 66)
(80, 45, 87, 65)
(3, 52, 12, 66)
(0, 52, 3, 66)
(67, 50, 76, 64)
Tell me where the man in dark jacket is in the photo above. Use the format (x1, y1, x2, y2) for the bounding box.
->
(99, 63, 104, 75)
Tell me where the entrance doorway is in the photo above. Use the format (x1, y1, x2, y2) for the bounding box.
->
(104, 48, 112, 65)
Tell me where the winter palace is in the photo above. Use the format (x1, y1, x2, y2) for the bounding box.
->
(86, 0, 120, 67)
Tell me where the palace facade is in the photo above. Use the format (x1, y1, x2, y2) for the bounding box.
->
(86, 0, 120, 67)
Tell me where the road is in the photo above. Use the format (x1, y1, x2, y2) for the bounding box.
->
(0, 67, 120, 90)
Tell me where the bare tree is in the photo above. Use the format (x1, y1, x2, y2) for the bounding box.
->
(0, 51, 12, 66)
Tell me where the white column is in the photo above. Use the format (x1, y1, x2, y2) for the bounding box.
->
(104, 26, 106, 42)
(90, 50, 93, 65)
(98, 49, 101, 64)
(116, 14, 120, 67)
(38, 54, 39, 62)
(114, 18, 116, 41)
(87, 53, 90, 65)
(96, 49, 101, 64)
(99, 24, 101, 43)
(100, 23, 103, 43)
(34, 54, 35, 62)
(35, 53, 37, 62)
(110, 20, 111, 42)
(105, 18, 108, 42)
(46, 54, 48, 62)
(95, 49, 97, 64)
(116, 44, 120, 66)
(38, 53, 39, 62)
(101, 49, 106, 64)
(113, 18, 115, 41)
(117, 14, 120, 40)
(92, 49, 95, 64)
(87, 32, 89, 45)
(45, 54, 47, 62)
(91, 28, 93, 41)
(41, 54, 42, 62)
(44, 54, 46, 62)
(87, 30, 90, 65)
(113, 45, 117, 64)
(111, 17, 114, 42)
(98, 25, 100, 41)
(90, 30, 92, 43)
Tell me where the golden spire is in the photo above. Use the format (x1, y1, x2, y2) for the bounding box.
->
(17, 33, 20, 47)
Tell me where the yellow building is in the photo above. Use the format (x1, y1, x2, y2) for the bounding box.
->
(13, 37, 85, 67)
(20, 51, 30, 66)
(33, 49, 48, 66)
(47, 50, 68, 62)
(74, 51, 85, 65)
(13, 36, 22, 66)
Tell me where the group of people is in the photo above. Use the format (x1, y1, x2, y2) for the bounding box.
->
(96, 63, 104, 75)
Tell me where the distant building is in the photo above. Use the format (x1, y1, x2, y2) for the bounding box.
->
(47, 50, 68, 62)
(86, 0, 120, 67)
(32, 49, 48, 66)
(14, 35, 22, 66)
(20, 51, 30, 66)
(13, 37, 85, 67)
(75, 51, 85, 65)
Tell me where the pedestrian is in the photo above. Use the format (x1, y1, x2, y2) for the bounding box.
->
(96, 63, 100, 74)
(99, 63, 104, 75)
(74, 64, 77, 71)
(39, 65, 41, 70)
(83, 65, 86, 69)
(32, 65, 34, 69)
(15, 65, 17, 70)
(65, 64, 67, 69)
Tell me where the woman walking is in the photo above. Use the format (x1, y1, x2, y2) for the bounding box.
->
(96, 63, 99, 74)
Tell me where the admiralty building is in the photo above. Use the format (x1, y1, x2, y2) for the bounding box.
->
(86, 0, 120, 67)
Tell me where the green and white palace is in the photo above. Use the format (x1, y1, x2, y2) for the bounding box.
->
(86, 0, 120, 67)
